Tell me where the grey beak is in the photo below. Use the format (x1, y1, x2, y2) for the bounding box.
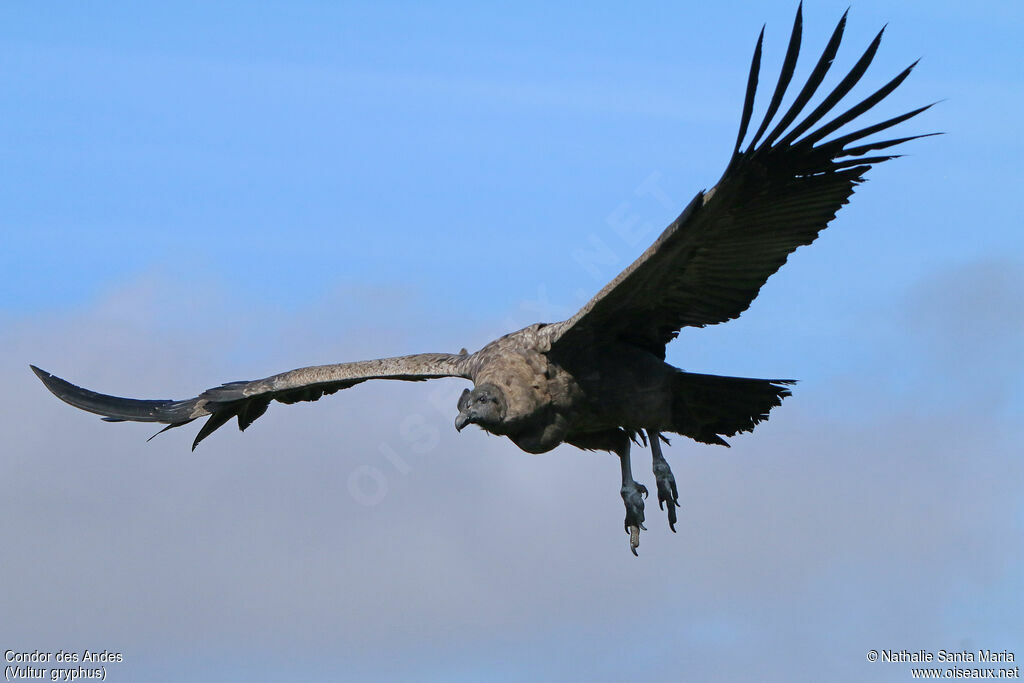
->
(454, 413, 470, 432)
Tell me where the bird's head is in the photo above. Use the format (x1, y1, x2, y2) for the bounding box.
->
(454, 383, 507, 432)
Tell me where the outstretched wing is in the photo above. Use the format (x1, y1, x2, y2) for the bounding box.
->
(549, 5, 936, 358)
(31, 353, 471, 450)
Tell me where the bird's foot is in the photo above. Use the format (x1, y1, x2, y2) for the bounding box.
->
(652, 458, 681, 532)
(620, 480, 648, 555)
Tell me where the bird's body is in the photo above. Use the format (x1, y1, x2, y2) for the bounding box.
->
(32, 5, 934, 553)
(463, 323, 677, 453)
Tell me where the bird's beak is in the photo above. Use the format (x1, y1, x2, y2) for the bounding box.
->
(454, 412, 471, 432)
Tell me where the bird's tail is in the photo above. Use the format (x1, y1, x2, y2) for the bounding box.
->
(670, 371, 794, 446)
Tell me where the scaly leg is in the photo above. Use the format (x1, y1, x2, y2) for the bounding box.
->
(648, 430, 681, 532)
(617, 439, 648, 555)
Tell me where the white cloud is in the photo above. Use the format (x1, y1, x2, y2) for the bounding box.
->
(1, 263, 1020, 681)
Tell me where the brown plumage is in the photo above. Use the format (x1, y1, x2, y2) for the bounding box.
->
(31, 5, 934, 554)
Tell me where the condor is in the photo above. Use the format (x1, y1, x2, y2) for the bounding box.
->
(33, 5, 935, 554)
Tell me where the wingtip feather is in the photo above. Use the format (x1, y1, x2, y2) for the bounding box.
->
(734, 25, 766, 155)
(30, 364, 55, 387)
(759, 7, 848, 149)
(746, 2, 804, 152)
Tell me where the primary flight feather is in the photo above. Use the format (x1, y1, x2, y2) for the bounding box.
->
(33, 5, 934, 554)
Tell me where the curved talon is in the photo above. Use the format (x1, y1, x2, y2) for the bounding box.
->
(653, 456, 681, 532)
(662, 486, 679, 533)
(628, 525, 640, 555)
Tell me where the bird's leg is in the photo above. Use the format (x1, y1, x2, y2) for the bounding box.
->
(648, 430, 681, 532)
(617, 439, 648, 555)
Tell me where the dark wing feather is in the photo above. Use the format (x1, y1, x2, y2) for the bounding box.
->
(746, 3, 802, 151)
(31, 353, 470, 450)
(733, 24, 764, 155)
(550, 7, 934, 358)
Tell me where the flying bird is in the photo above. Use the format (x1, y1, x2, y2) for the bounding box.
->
(32, 5, 934, 554)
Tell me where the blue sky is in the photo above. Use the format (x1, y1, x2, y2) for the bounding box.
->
(1, 2, 1021, 681)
